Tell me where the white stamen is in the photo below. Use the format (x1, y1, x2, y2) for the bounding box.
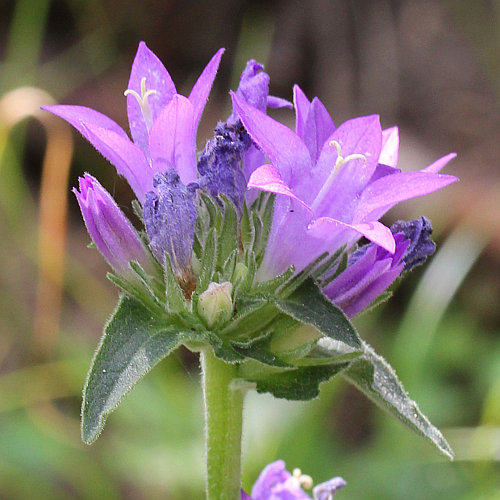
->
(124, 77, 157, 131)
(292, 468, 314, 490)
(310, 140, 367, 212)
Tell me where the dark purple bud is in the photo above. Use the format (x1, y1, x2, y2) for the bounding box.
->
(227, 60, 270, 127)
(197, 122, 250, 212)
(143, 170, 196, 278)
(391, 216, 436, 272)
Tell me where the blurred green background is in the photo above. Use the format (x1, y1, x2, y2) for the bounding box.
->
(1, 0, 500, 498)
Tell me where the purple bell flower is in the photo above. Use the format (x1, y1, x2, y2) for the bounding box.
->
(231, 88, 458, 279)
(74, 173, 154, 275)
(242, 460, 345, 500)
(43, 42, 224, 203)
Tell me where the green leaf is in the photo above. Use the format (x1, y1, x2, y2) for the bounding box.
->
(295, 336, 363, 366)
(242, 362, 348, 400)
(274, 278, 361, 349)
(82, 296, 189, 444)
(342, 341, 454, 459)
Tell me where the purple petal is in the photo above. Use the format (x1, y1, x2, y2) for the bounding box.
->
(267, 95, 293, 109)
(248, 165, 311, 210)
(308, 218, 396, 253)
(422, 152, 457, 173)
(126, 42, 177, 157)
(311, 115, 382, 217)
(257, 196, 315, 279)
(303, 97, 336, 163)
(81, 123, 153, 203)
(312, 477, 346, 500)
(251, 460, 291, 500)
(241, 491, 253, 500)
(42, 104, 129, 141)
(188, 48, 225, 127)
(149, 95, 197, 185)
(293, 84, 310, 140)
(231, 91, 312, 186)
(380, 126, 399, 167)
(341, 263, 404, 317)
(367, 163, 401, 185)
(355, 171, 459, 222)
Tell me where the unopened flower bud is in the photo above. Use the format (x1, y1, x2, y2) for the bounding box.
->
(197, 282, 233, 329)
(74, 173, 155, 276)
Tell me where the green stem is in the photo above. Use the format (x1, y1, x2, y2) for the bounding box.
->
(201, 348, 244, 500)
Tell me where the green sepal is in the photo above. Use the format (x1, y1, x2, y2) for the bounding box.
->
(221, 249, 238, 282)
(163, 253, 189, 314)
(195, 228, 217, 296)
(220, 296, 279, 340)
(217, 196, 239, 269)
(240, 360, 349, 400)
(131, 199, 144, 224)
(274, 278, 362, 350)
(342, 341, 454, 459)
(82, 295, 190, 444)
(252, 266, 295, 295)
(252, 193, 275, 264)
(240, 201, 255, 252)
(106, 272, 162, 314)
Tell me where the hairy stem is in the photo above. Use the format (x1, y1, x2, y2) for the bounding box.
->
(201, 348, 244, 500)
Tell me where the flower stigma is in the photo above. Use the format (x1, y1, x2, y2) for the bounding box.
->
(292, 467, 314, 490)
(124, 77, 157, 130)
(310, 140, 367, 211)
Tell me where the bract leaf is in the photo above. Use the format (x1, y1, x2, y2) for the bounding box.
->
(274, 278, 361, 349)
(82, 296, 189, 444)
(243, 362, 349, 400)
(342, 341, 454, 459)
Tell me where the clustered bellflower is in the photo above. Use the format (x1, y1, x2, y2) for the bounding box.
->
(44, 41, 458, 499)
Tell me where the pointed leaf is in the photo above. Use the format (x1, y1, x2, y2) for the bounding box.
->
(342, 341, 454, 459)
(82, 296, 188, 444)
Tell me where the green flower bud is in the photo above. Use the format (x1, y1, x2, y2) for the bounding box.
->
(197, 281, 233, 329)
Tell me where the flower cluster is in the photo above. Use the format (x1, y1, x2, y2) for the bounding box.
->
(44, 42, 456, 321)
(43, 42, 457, 466)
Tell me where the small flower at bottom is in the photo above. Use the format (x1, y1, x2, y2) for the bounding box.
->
(73, 173, 155, 276)
(242, 460, 345, 500)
